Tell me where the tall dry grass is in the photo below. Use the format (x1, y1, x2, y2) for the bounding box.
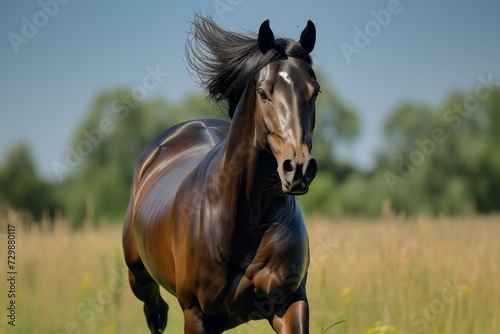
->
(0, 207, 498, 333)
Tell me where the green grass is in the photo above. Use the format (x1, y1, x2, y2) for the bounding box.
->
(1, 212, 498, 333)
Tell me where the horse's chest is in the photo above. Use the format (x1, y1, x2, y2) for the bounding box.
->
(196, 228, 308, 327)
(229, 223, 309, 303)
(194, 220, 309, 320)
(252, 237, 307, 294)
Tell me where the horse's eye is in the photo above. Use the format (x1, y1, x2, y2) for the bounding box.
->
(312, 88, 321, 101)
(258, 90, 269, 101)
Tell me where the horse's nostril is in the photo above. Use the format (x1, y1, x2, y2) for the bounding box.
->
(305, 158, 318, 182)
(283, 159, 294, 173)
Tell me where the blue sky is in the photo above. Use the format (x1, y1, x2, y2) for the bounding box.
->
(1, 0, 499, 179)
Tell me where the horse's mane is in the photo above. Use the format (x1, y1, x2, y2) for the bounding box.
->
(186, 15, 312, 118)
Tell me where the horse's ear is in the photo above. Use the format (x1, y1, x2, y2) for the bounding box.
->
(258, 19, 274, 54)
(299, 20, 316, 54)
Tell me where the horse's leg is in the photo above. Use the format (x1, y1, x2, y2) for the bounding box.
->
(179, 294, 228, 334)
(128, 266, 169, 333)
(183, 306, 206, 334)
(270, 284, 309, 334)
(123, 212, 168, 333)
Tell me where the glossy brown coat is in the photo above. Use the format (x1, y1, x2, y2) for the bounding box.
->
(123, 17, 319, 333)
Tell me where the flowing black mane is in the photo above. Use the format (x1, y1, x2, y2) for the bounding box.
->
(186, 15, 312, 118)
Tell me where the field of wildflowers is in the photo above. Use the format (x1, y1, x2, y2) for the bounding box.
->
(0, 209, 498, 333)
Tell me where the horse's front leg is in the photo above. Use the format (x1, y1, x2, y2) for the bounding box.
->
(183, 306, 206, 334)
(271, 284, 309, 334)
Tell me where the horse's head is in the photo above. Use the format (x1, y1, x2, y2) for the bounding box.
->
(254, 20, 319, 195)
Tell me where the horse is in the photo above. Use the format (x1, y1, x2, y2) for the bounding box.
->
(123, 15, 320, 333)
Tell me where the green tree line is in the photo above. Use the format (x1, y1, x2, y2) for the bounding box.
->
(1, 74, 498, 226)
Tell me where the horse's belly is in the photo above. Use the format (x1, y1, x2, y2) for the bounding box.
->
(133, 211, 178, 294)
(133, 164, 196, 295)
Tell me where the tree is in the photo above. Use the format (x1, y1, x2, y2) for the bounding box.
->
(374, 86, 500, 215)
(0, 142, 57, 219)
(313, 71, 360, 176)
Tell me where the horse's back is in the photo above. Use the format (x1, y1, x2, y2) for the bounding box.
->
(134, 118, 228, 184)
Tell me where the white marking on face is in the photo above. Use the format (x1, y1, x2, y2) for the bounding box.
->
(278, 71, 292, 85)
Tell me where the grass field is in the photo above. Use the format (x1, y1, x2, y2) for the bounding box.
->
(0, 209, 498, 334)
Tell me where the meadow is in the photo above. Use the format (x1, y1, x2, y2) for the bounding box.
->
(0, 209, 498, 334)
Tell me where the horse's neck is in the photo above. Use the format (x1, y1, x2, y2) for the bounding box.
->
(222, 84, 288, 226)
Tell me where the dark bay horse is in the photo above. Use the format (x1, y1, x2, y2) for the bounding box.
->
(123, 16, 320, 333)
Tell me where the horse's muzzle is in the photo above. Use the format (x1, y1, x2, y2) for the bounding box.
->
(281, 156, 317, 195)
